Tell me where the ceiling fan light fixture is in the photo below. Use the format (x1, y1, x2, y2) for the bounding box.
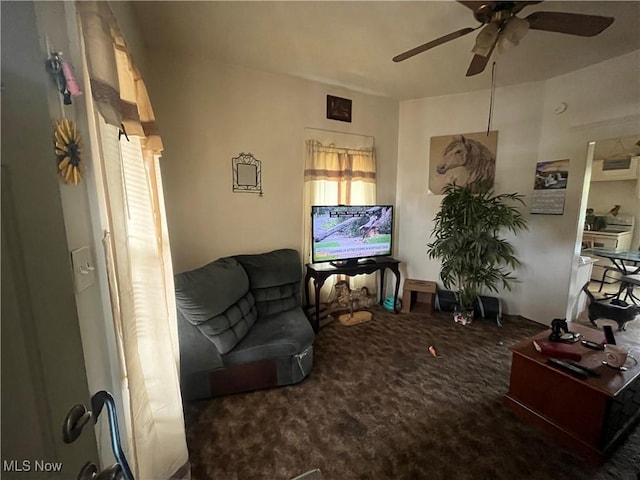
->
(472, 22, 499, 57)
(503, 16, 530, 43)
(498, 16, 530, 52)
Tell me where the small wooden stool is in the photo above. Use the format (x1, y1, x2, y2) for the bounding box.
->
(402, 279, 437, 314)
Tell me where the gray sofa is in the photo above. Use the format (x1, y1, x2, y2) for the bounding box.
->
(174, 248, 315, 400)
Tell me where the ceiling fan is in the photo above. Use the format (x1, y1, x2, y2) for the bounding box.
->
(393, 1, 614, 76)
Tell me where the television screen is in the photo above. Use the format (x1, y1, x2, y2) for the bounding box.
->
(311, 205, 393, 264)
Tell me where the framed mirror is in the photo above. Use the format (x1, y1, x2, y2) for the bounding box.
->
(232, 152, 262, 195)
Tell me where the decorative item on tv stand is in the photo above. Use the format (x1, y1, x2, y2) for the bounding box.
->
(328, 280, 374, 326)
(427, 180, 528, 326)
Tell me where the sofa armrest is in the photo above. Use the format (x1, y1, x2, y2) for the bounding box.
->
(177, 310, 223, 400)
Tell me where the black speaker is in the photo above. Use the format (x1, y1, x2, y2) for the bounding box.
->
(434, 289, 458, 312)
(475, 296, 502, 323)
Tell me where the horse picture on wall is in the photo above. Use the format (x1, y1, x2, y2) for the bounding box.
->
(428, 131, 498, 195)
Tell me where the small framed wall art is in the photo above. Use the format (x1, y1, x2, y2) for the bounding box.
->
(326, 95, 352, 123)
(232, 152, 263, 195)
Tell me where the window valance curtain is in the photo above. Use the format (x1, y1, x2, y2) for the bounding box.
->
(77, 1, 161, 154)
(304, 140, 376, 184)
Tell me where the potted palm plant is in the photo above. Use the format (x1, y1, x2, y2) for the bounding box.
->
(427, 180, 528, 323)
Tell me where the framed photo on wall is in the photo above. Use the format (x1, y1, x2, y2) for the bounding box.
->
(428, 131, 498, 195)
(326, 95, 352, 123)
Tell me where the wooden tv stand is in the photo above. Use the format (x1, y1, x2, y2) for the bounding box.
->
(304, 257, 401, 332)
(503, 324, 640, 463)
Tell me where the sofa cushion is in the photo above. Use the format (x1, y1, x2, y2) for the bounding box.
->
(197, 291, 258, 354)
(222, 307, 315, 366)
(175, 257, 257, 354)
(234, 249, 302, 316)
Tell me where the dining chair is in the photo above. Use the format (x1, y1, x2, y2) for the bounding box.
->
(610, 246, 640, 305)
(597, 265, 624, 292)
(597, 250, 637, 292)
(617, 273, 640, 305)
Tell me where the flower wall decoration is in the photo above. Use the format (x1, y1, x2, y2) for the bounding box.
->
(54, 119, 83, 185)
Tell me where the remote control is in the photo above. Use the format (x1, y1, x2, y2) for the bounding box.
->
(548, 358, 589, 377)
(565, 360, 600, 377)
(581, 340, 605, 350)
(603, 325, 616, 345)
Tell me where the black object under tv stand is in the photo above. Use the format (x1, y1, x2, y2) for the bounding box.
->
(304, 256, 401, 332)
(330, 257, 377, 268)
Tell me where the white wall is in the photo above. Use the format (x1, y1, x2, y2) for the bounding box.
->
(396, 51, 640, 325)
(144, 55, 399, 273)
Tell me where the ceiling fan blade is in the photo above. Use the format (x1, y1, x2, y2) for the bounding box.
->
(526, 11, 614, 37)
(393, 27, 476, 62)
(466, 37, 497, 76)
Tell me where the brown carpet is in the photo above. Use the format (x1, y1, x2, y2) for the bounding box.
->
(184, 308, 640, 480)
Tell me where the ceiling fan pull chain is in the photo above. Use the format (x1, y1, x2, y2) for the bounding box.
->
(487, 61, 496, 136)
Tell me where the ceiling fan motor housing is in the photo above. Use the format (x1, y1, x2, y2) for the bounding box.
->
(474, 2, 519, 24)
(473, 4, 495, 24)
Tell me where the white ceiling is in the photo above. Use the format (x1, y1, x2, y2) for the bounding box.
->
(133, 1, 640, 100)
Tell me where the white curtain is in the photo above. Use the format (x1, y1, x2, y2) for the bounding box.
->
(303, 139, 377, 302)
(79, 2, 189, 478)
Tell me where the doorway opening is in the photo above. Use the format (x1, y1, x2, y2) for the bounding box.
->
(567, 135, 640, 323)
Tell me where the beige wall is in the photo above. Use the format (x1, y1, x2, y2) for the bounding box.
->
(396, 80, 545, 318)
(144, 55, 399, 273)
(396, 51, 640, 325)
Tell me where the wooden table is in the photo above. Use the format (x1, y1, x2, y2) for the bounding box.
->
(503, 324, 640, 463)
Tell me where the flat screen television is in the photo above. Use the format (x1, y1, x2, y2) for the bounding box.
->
(311, 205, 394, 266)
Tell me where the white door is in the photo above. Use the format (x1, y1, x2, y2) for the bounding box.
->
(1, 2, 99, 477)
